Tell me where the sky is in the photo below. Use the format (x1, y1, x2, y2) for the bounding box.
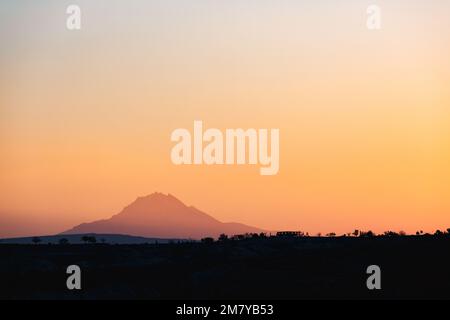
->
(1, 0, 450, 237)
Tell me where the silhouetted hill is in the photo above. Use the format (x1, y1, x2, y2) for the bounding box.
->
(1, 236, 450, 299)
(62, 193, 264, 239)
(0, 233, 184, 245)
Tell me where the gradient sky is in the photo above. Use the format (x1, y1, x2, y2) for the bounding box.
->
(1, 0, 450, 237)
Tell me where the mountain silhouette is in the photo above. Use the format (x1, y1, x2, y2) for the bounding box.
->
(62, 192, 264, 239)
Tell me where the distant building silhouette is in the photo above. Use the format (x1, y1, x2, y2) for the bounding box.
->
(276, 231, 304, 237)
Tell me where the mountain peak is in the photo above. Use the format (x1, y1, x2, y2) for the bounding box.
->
(128, 192, 188, 212)
(136, 192, 173, 200)
(62, 192, 265, 239)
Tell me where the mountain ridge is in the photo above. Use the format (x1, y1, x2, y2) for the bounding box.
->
(62, 192, 264, 239)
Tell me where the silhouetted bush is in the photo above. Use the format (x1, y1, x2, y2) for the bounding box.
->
(201, 237, 214, 244)
(81, 235, 97, 244)
(58, 238, 69, 245)
(218, 234, 228, 241)
(359, 231, 375, 238)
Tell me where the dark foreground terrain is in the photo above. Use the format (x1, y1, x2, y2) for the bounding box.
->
(1, 236, 450, 299)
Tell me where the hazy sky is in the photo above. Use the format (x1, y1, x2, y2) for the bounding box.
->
(1, 0, 450, 237)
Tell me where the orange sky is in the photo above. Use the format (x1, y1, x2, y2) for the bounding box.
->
(1, 1, 450, 237)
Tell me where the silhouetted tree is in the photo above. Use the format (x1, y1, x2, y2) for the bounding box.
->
(32, 237, 41, 245)
(201, 237, 214, 244)
(59, 238, 69, 245)
(360, 230, 375, 237)
(384, 231, 399, 237)
(236, 234, 246, 241)
(326, 233, 336, 237)
(259, 232, 267, 238)
(218, 234, 228, 241)
(352, 230, 359, 237)
(81, 235, 97, 244)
